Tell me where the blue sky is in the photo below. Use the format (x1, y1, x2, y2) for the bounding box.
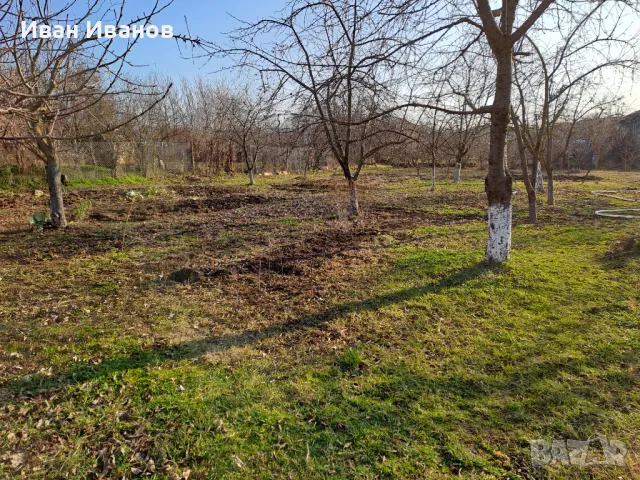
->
(124, 0, 287, 82)
(122, 0, 639, 111)
(36, 0, 640, 111)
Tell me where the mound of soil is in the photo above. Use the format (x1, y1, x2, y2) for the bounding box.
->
(271, 182, 331, 193)
(167, 195, 269, 213)
(168, 267, 202, 284)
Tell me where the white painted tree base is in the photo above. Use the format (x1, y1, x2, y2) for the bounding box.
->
(453, 163, 461, 184)
(486, 203, 512, 262)
(536, 162, 545, 193)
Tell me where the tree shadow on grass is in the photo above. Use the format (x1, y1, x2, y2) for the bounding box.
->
(1, 260, 494, 400)
(2, 255, 638, 478)
(353, 345, 639, 476)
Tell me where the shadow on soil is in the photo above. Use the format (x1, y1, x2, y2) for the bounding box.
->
(1, 261, 492, 399)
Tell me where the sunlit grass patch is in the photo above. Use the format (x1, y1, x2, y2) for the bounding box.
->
(1, 170, 639, 478)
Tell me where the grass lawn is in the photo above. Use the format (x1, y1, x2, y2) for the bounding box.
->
(1, 168, 639, 479)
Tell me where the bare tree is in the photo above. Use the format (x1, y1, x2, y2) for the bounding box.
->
(510, 107, 539, 222)
(0, 0, 171, 227)
(470, 0, 558, 260)
(619, 138, 640, 172)
(218, 84, 274, 185)
(442, 58, 490, 185)
(188, 0, 438, 218)
(176, 77, 235, 175)
(454, 0, 636, 258)
(511, 3, 639, 209)
(292, 115, 332, 174)
(182, 0, 640, 261)
(421, 107, 447, 192)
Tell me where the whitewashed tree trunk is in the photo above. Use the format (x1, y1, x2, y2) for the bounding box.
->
(248, 168, 255, 185)
(431, 162, 436, 191)
(484, 52, 513, 263)
(453, 162, 462, 184)
(348, 178, 359, 218)
(547, 169, 555, 205)
(486, 203, 512, 262)
(535, 161, 545, 193)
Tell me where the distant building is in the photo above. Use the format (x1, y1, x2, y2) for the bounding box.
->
(621, 110, 640, 142)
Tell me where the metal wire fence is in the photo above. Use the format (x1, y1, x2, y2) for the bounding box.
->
(57, 141, 193, 180)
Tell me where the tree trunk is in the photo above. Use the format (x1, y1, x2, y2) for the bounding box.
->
(348, 178, 359, 218)
(485, 54, 513, 263)
(46, 159, 68, 228)
(527, 190, 537, 223)
(514, 122, 537, 223)
(431, 161, 436, 191)
(547, 169, 555, 205)
(226, 141, 235, 175)
(453, 162, 462, 184)
(189, 141, 195, 173)
(248, 168, 255, 185)
(32, 124, 67, 229)
(535, 161, 545, 193)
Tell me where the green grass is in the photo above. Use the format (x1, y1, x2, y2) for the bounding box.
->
(0, 166, 151, 191)
(67, 174, 149, 187)
(1, 169, 639, 479)
(0, 166, 45, 190)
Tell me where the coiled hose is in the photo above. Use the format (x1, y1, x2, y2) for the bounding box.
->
(592, 190, 640, 219)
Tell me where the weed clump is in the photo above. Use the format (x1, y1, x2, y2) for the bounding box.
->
(338, 347, 364, 372)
